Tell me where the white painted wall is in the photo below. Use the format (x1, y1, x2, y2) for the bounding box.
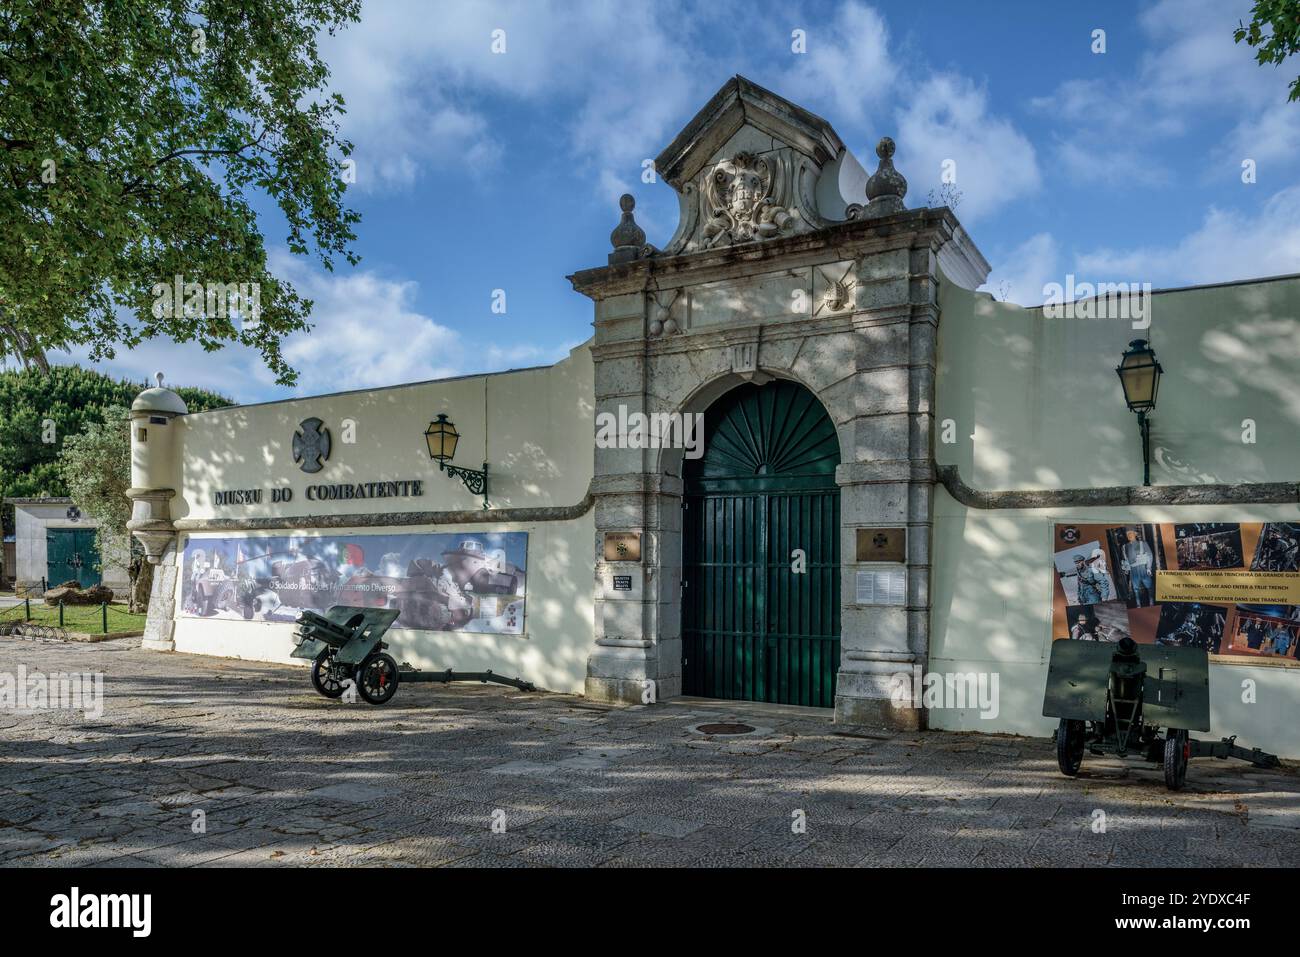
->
(158, 345, 597, 693)
(175, 344, 594, 520)
(935, 273, 1300, 489)
(931, 274, 1300, 757)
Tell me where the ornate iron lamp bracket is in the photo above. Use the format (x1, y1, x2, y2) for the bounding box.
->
(439, 460, 489, 509)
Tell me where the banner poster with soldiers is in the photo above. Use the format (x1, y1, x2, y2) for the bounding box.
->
(1051, 522, 1300, 665)
(179, 532, 528, 635)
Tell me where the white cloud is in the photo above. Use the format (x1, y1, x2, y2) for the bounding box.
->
(1029, 0, 1291, 186)
(1050, 137, 1171, 188)
(895, 73, 1041, 223)
(778, 2, 895, 128)
(52, 337, 263, 404)
(1218, 107, 1300, 173)
(1075, 185, 1300, 287)
(321, 0, 709, 196)
(51, 257, 578, 403)
(275, 264, 463, 394)
(980, 232, 1060, 306)
(1032, 1, 1272, 124)
(1135, 0, 1275, 111)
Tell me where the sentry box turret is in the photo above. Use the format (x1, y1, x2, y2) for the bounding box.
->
(291, 605, 536, 705)
(1042, 636, 1279, 789)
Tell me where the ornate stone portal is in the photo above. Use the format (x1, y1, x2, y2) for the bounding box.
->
(572, 75, 989, 729)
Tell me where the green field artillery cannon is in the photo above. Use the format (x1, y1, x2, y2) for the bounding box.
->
(1043, 636, 1279, 789)
(291, 605, 537, 705)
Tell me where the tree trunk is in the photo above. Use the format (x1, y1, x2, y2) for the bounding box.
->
(128, 557, 154, 615)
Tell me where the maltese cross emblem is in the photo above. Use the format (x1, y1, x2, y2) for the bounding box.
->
(292, 417, 332, 473)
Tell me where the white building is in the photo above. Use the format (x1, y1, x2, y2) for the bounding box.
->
(125, 77, 1300, 757)
(4, 497, 129, 594)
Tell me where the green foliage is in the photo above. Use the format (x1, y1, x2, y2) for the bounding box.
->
(0, 0, 362, 384)
(0, 364, 230, 533)
(1235, 0, 1300, 102)
(58, 403, 132, 570)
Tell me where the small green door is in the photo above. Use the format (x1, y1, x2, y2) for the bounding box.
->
(682, 380, 841, 707)
(46, 528, 100, 588)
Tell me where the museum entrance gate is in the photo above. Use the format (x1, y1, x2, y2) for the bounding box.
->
(682, 380, 841, 707)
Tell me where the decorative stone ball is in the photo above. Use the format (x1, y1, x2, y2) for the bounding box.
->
(662, 317, 679, 335)
(610, 193, 646, 250)
(649, 318, 664, 337)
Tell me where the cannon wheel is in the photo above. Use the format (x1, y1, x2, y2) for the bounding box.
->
(1056, 718, 1085, 777)
(356, 653, 400, 705)
(1164, 729, 1190, 790)
(310, 651, 346, 699)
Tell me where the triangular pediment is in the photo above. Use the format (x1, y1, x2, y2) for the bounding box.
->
(654, 75, 844, 189)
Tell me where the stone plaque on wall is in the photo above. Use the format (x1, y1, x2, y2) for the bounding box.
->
(603, 532, 642, 562)
(856, 527, 906, 563)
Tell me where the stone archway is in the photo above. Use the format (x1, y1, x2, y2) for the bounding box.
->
(681, 378, 841, 706)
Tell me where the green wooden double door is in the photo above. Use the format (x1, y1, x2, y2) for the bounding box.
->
(47, 528, 100, 588)
(682, 380, 841, 708)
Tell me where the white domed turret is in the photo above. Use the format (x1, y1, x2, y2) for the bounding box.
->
(127, 372, 185, 566)
(132, 379, 190, 416)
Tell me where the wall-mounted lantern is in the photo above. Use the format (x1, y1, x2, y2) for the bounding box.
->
(1115, 339, 1164, 486)
(424, 413, 489, 509)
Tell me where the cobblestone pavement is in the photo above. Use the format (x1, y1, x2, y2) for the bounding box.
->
(1, 635, 1297, 868)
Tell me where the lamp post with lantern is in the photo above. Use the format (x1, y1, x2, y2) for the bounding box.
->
(1115, 339, 1164, 487)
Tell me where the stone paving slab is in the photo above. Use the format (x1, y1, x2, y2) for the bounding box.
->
(1, 635, 1297, 867)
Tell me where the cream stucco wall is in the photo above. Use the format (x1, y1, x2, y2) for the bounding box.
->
(935, 272, 1300, 489)
(158, 345, 597, 694)
(930, 275, 1300, 757)
(175, 344, 594, 520)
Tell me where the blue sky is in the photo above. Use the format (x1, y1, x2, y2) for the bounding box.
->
(58, 0, 1300, 402)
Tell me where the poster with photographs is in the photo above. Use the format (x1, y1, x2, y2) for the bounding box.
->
(1051, 522, 1299, 665)
(180, 532, 527, 634)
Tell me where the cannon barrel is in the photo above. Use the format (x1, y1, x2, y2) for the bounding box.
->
(293, 610, 353, 648)
(290, 605, 402, 666)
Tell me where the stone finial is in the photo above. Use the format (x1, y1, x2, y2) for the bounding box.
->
(861, 136, 907, 217)
(609, 194, 648, 264)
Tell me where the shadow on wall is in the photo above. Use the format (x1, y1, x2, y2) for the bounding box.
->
(174, 348, 594, 520)
(938, 278, 1300, 491)
(930, 500, 1052, 670)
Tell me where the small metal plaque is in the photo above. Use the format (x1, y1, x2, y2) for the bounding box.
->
(612, 575, 633, 591)
(856, 569, 906, 606)
(856, 527, 906, 563)
(603, 532, 642, 562)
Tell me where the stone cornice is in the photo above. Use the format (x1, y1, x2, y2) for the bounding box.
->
(174, 486, 595, 532)
(570, 208, 959, 301)
(937, 465, 1300, 509)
